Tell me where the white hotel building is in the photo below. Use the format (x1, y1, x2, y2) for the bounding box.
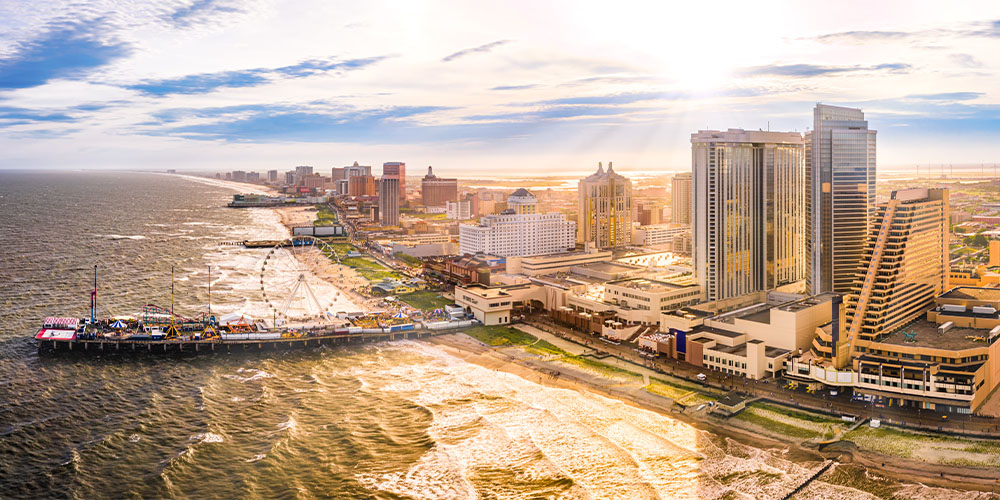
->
(459, 189, 576, 257)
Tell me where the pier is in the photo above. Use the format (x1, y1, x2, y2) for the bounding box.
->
(37, 329, 436, 355)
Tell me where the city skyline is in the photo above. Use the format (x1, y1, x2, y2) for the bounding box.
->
(1, 1, 999, 173)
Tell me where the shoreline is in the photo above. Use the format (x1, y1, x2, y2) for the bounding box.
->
(423, 332, 1000, 494)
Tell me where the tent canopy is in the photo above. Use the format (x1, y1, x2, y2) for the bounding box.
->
(110, 319, 127, 329)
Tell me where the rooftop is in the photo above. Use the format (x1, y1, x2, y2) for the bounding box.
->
(607, 277, 687, 292)
(877, 319, 995, 351)
(939, 287, 1000, 302)
(576, 261, 639, 274)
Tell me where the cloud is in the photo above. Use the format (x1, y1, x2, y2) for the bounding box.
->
(146, 104, 451, 142)
(0, 106, 76, 126)
(737, 63, 911, 78)
(442, 40, 510, 62)
(949, 53, 982, 68)
(814, 19, 1000, 44)
(0, 21, 132, 89)
(907, 92, 983, 101)
(167, 0, 243, 28)
(126, 56, 388, 96)
(465, 105, 637, 122)
(491, 84, 538, 91)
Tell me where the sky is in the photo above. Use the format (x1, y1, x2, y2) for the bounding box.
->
(1, 0, 999, 176)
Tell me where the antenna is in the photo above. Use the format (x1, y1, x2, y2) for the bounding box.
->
(208, 266, 212, 319)
(171, 265, 175, 326)
(91, 265, 98, 324)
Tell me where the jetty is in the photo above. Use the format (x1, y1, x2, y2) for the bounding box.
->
(37, 328, 434, 355)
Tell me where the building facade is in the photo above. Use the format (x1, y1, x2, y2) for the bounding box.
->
(446, 199, 472, 220)
(382, 162, 406, 200)
(421, 166, 459, 207)
(843, 188, 949, 343)
(348, 174, 376, 197)
(378, 176, 400, 226)
(578, 162, 633, 250)
(459, 206, 576, 258)
(672, 172, 692, 224)
(808, 104, 877, 294)
(692, 129, 807, 301)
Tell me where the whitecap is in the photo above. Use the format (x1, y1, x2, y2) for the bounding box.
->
(128, 434, 141, 443)
(102, 234, 146, 240)
(190, 432, 223, 444)
(245, 454, 267, 463)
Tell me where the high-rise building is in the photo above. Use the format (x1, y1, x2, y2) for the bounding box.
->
(267, 170, 278, 183)
(348, 174, 376, 197)
(460, 189, 576, 257)
(635, 201, 662, 226)
(671, 172, 692, 225)
(344, 161, 371, 178)
(379, 176, 400, 226)
(842, 188, 949, 343)
(232, 170, 247, 182)
(577, 162, 632, 250)
(421, 166, 458, 207)
(691, 129, 806, 301)
(246, 172, 260, 182)
(807, 104, 877, 294)
(383, 162, 406, 200)
(332, 167, 346, 182)
(284, 171, 295, 185)
(294, 165, 313, 184)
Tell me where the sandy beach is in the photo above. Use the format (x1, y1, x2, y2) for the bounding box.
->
(425, 332, 1000, 494)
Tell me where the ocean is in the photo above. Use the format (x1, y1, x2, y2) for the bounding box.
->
(0, 171, 990, 499)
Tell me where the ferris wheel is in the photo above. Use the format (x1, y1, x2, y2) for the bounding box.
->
(259, 236, 344, 324)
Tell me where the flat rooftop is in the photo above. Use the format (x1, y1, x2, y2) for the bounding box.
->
(576, 261, 639, 274)
(878, 320, 994, 351)
(607, 277, 687, 292)
(939, 287, 1000, 301)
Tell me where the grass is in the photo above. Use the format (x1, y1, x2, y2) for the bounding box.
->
(399, 290, 452, 311)
(732, 402, 844, 441)
(844, 424, 1000, 466)
(314, 204, 340, 226)
(393, 252, 423, 267)
(463, 325, 538, 346)
(644, 377, 718, 406)
(322, 243, 356, 261)
(401, 210, 447, 220)
(461, 325, 641, 379)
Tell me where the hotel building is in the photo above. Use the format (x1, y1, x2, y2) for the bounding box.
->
(382, 162, 406, 200)
(691, 129, 807, 301)
(672, 172, 692, 224)
(421, 166, 459, 207)
(807, 104, 877, 294)
(578, 162, 633, 250)
(378, 176, 400, 226)
(459, 189, 576, 257)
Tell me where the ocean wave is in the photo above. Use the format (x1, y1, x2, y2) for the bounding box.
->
(244, 454, 267, 463)
(128, 434, 141, 443)
(102, 234, 147, 240)
(190, 432, 223, 444)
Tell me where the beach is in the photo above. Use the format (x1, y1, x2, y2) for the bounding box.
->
(424, 331, 1000, 496)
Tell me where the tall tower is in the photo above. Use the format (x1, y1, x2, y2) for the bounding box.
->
(379, 176, 400, 226)
(692, 129, 806, 301)
(671, 172, 692, 224)
(577, 162, 633, 250)
(382, 162, 406, 200)
(808, 104, 877, 294)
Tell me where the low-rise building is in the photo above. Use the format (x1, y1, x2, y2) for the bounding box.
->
(454, 283, 545, 325)
(506, 248, 613, 276)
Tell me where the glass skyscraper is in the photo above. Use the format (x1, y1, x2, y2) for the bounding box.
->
(807, 104, 877, 294)
(692, 129, 806, 301)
